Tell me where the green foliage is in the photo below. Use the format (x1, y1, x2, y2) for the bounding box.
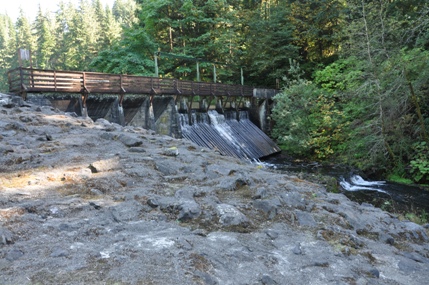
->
(0, 14, 16, 91)
(272, 77, 348, 159)
(410, 142, 429, 183)
(314, 57, 363, 91)
(34, 7, 56, 69)
(245, 4, 299, 87)
(90, 29, 156, 75)
(403, 212, 428, 225)
(387, 174, 414, 185)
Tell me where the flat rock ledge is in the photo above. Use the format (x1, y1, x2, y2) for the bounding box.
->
(0, 93, 428, 285)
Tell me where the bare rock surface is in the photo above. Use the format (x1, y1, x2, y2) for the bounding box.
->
(1, 93, 429, 284)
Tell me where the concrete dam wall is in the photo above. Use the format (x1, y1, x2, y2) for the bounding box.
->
(27, 94, 280, 160)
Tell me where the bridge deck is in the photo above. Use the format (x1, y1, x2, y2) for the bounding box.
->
(7, 67, 255, 97)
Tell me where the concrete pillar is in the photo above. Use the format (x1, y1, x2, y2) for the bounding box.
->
(109, 98, 125, 126)
(248, 98, 268, 133)
(179, 98, 188, 113)
(215, 98, 224, 114)
(199, 99, 208, 111)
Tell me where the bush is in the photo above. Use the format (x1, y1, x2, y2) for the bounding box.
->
(272, 81, 348, 159)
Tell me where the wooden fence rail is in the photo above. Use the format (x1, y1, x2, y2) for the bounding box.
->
(7, 67, 256, 98)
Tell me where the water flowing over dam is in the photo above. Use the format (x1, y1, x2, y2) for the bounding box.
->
(180, 110, 281, 160)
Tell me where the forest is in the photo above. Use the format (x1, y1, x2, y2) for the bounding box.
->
(1, 0, 428, 184)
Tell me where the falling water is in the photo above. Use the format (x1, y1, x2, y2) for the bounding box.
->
(179, 110, 280, 160)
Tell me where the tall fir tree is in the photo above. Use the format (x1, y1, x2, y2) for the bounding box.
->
(33, 6, 56, 69)
(15, 9, 35, 66)
(0, 14, 17, 91)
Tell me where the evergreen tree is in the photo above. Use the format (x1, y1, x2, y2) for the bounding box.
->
(93, 0, 122, 49)
(52, 1, 77, 70)
(33, 6, 56, 69)
(102, 6, 122, 47)
(15, 9, 35, 64)
(112, 0, 139, 28)
(0, 14, 16, 91)
(244, 1, 299, 87)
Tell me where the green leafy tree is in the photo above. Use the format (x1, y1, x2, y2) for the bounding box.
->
(272, 60, 348, 159)
(90, 28, 156, 75)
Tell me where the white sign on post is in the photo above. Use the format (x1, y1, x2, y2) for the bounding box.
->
(20, 49, 30, 61)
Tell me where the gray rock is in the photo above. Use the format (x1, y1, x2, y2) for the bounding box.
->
(119, 134, 143, 147)
(280, 192, 307, 210)
(128, 147, 147, 153)
(401, 252, 429, 263)
(0, 227, 14, 245)
(100, 132, 117, 140)
(58, 223, 74, 232)
(398, 258, 421, 273)
(5, 122, 28, 132)
(261, 275, 278, 285)
(5, 249, 24, 261)
(295, 210, 317, 227)
(399, 221, 428, 242)
(155, 161, 178, 176)
(265, 230, 279, 240)
(50, 248, 69, 258)
(175, 188, 196, 200)
(194, 270, 218, 285)
(109, 201, 144, 222)
(369, 268, 380, 278)
(89, 157, 121, 173)
(147, 198, 159, 208)
(162, 146, 179, 156)
(253, 197, 281, 219)
(252, 187, 267, 199)
(292, 243, 303, 255)
(177, 201, 201, 221)
(216, 204, 249, 227)
(19, 115, 32, 123)
(90, 188, 104, 196)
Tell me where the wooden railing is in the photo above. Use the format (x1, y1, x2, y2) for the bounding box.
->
(7, 67, 256, 98)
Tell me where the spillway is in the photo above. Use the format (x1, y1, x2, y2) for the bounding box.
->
(179, 110, 281, 160)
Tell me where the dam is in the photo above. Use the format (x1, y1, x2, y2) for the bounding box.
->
(8, 67, 281, 159)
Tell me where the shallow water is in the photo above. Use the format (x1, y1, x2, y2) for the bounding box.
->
(262, 155, 429, 214)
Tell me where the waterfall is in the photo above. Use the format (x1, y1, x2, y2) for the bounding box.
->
(179, 110, 280, 160)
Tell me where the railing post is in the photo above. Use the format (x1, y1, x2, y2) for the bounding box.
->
(154, 52, 159, 77)
(19, 67, 27, 100)
(196, 61, 200, 82)
(213, 65, 216, 83)
(82, 72, 86, 91)
(54, 70, 57, 92)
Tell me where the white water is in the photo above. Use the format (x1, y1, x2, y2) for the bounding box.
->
(340, 175, 388, 193)
(207, 110, 246, 156)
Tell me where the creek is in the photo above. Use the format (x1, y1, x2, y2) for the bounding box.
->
(262, 154, 429, 217)
(178, 108, 429, 218)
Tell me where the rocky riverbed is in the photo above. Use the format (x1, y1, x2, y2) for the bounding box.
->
(0, 93, 428, 285)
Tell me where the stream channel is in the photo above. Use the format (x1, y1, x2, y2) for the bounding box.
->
(262, 154, 429, 218)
